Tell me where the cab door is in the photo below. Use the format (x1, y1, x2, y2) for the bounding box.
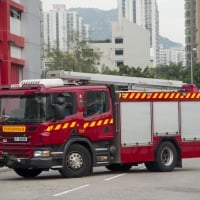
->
(83, 90, 114, 141)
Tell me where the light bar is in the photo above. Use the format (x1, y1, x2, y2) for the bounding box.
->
(19, 79, 64, 88)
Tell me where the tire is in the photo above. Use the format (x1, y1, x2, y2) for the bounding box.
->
(106, 164, 132, 171)
(14, 168, 42, 178)
(59, 144, 92, 178)
(144, 162, 159, 172)
(155, 141, 177, 172)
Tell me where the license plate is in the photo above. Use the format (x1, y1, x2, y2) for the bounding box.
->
(14, 137, 28, 142)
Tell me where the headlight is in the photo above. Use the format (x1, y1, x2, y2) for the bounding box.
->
(34, 150, 50, 157)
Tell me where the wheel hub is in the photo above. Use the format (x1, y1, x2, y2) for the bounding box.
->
(67, 152, 83, 170)
(161, 147, 173, 166)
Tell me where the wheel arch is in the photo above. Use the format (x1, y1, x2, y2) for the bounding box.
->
(62, 137, 95, 166)
(155, 137, 182, 168)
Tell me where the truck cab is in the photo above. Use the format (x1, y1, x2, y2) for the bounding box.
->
(0, 79, 115, 178)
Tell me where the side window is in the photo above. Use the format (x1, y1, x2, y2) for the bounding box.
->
(51, 92, 76, 117)
(84, 91, 109, 117)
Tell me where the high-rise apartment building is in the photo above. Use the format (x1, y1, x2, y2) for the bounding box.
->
(0, 0, 41, 84)
(160, 46, 186, 67)
(118, 0, 159, 67)
(43, 4, 90, 52)
(185, 0, 200, 65)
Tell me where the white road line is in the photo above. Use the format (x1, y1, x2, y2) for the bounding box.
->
(53, 184, 90, 197)
(104, 173, 127, 181)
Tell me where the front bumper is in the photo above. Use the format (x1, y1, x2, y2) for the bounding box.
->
(0, 156, 53, 169)
(0, 153, 63, 169)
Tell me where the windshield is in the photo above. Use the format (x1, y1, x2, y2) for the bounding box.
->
(0, 94, 48, 124)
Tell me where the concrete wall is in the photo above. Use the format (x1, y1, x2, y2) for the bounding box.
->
(90, 19, 150, 71)
(21, 0, 41, 79)
(112, 19, 150, 69)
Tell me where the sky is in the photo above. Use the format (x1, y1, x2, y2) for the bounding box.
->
(42, 0, 185, 45)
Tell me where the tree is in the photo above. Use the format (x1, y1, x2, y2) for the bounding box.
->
(190, 63, 200, 88)
(44, 41, 100, 74)
(101, 66, 119, 75)
(142, 67, 156, 78)
(69, 41, 100, 73)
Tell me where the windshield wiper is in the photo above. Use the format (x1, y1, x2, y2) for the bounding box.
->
(4, 117, 24, 124)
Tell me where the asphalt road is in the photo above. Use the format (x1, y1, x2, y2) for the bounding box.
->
(1, 159, 200, 200)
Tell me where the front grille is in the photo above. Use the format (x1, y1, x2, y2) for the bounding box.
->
(0, 133, 33, 158)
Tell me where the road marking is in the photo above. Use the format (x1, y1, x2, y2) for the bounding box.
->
(53, 184, 90, 197)
(104, 173, 127, 181)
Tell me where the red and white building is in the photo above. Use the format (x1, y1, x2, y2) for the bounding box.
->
(0, 0, 41, 85)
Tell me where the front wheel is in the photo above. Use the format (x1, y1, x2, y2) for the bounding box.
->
(59, 144, 92, 178)
(155, 141, 177, 172)
(14, 168, 42, 178)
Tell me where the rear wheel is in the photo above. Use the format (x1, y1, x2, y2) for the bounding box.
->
(106, 164, 132, 171)
(59, 144, 92, 178)
(155, 141, 177, 172)
(14, 168, 42, 178)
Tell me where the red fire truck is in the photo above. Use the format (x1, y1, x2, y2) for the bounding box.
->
(0, 70, 200, 178)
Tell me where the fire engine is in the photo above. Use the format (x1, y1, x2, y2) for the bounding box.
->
(0, 70, 200, 178)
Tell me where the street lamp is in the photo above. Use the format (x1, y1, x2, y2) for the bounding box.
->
(190, 48, 196, 84)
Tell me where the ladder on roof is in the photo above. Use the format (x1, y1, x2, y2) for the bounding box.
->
(46, 70, 183, 91)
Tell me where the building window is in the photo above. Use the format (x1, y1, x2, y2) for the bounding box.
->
(115, 37, 124, 44)
(185, 19, 190, 26)
(116, 60, 124, 66)
(186, 36, 191, 43)
(185, 11, 190, 17)
(115, 48, 124, 55)
(185, 45, 191, 51)
(10, 8, 21, 20)
(185, 2, 190, 9)
(185, 28, 191, 35)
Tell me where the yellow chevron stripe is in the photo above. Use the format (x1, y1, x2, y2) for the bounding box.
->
(169, 93, 175, 99)
(90, 121, 96, 127)
(186, 93, 191, 98)
(97, 120, 103, 126)
(83, 122, 89, 129)
(153, 93, 158, 99)
(135, 93, 141, 99)
(63, 123, 69, 129)
(175, 93, 180, 99)
(46, 125, 53, 131)
(110, 118, 113, 124)
(158, 93, 164, 99)
(129, 93, 135, 99)
(55, 124, 62, 130)
(104, 119, 109, 125)
(70, 121, 76, 128)
(164, 93, 170, 99)
(141, 93, 147, 99)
